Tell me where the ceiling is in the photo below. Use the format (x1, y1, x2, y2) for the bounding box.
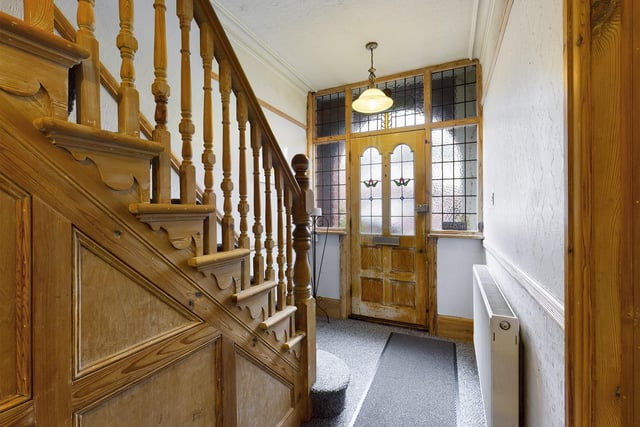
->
(212, 0, 501, 94)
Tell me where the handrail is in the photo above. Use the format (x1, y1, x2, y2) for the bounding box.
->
(193, 0, 302, 201)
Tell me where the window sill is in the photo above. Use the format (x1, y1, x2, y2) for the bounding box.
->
(428, 231, 484, 240)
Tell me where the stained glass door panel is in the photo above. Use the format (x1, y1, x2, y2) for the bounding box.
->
(350, 130, 428, 326)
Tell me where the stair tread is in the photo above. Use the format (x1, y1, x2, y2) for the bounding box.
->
(311, 349, 350, 419)
(283, 331, 305, 350)
(259, 305, 297, 330)
(189, 248, 250, 269)
(232, 280, 277, 304)
(312, 349, 350, 393)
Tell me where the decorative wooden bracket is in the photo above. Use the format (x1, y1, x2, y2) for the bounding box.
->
(34, 118, 164, 202)
(129, 203, 215, 256)
(282, 332, 305, 359)
(232, 280, 278, 320)
(1, 13, 88, 119)
(188, 249, 250, 291)
(260, 305, 296, 342)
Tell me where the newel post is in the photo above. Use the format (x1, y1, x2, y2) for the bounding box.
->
(291, 154, 316, 420)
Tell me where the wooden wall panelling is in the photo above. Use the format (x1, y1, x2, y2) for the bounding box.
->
(72, 230, 201, 378)
(0, 174, 32, 424)
(1, 87, 302, 426)
(633, 0, 640, 421)
(32, 197, 73, 425)
(75, 339, 221, 426)
(234, 346, 296, 427)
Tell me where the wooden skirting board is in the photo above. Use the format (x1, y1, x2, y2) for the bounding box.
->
(316, 297, 345, 320)
(436, 315, 473, 342)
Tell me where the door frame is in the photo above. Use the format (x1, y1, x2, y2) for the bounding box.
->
(565, 0, 638, 425)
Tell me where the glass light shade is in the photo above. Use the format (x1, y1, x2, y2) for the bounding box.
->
(352, 87, 393, 114)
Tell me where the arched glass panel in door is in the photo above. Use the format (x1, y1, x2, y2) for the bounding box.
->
(390, 144, 415, 235)
(360, 147, 382, 234)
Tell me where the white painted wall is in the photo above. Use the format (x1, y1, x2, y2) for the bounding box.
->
(482, 0, 565, 425)
(312, 233, 341, 300)
(437, 238, 485, 318)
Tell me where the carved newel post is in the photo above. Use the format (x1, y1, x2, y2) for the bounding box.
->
(291, 154, 316, 421)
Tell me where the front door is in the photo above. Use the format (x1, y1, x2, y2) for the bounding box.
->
(350, 130, 428, 326)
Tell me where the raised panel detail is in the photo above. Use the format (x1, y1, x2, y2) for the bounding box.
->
(0, 174, 31, 408)
(74, 231, 200, 377)
(361, 246, 382, 272)
(391, 280, 416, 308)
(390, 247, 415, 273)
(76, 341, 219, 426)
(236, 351, 294, 427)
(361, 278, 383, 303)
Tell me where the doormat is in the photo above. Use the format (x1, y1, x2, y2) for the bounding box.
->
(353, 333, 458, 426)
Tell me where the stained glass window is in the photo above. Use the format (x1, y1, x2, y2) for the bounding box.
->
(390, 144, 415, 235)
(360, 147, 383, 234)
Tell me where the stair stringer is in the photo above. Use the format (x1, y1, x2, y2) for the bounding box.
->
(0, 86, 306, 427)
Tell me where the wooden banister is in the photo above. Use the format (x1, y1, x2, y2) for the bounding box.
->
(193, 0, 301, 200)
(41, 1, 314, 420)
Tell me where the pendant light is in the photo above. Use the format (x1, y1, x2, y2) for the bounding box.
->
(352, 41, 393, 114)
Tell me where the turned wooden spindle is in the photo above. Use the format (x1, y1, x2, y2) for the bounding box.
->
(275, 168, 286, 310)
(200, 21, 216, 254)
(219, 59, 234, 250)
(285, 186, 294, 306)
(75, 0, 101, 127)
(151, 0, 172, 204)
(237, 91, 250, 250)
(263, 145, 274, 283)
(177, 0, 196, 204)
(251, 124, 264, 285)
(117, 0, 140, 136)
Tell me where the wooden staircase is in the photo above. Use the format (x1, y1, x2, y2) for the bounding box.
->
(0, 1, 315, 426)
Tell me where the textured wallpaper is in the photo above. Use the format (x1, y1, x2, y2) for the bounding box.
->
(483, 0, 565, 303)
(482, 0, 565, 425)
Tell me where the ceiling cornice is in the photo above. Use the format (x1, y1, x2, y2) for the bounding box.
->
(212, 1, 315, 95)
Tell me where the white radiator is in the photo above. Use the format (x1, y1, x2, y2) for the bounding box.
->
(472, 264, 519, 427)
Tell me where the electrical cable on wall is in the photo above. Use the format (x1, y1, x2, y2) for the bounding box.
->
(310, 209, 330, 323)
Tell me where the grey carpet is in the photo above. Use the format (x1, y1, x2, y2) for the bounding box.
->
(353, 333, 458, 427)
(300, 318, 486, 427)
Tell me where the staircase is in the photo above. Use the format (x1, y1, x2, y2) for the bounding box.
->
(0, 1, 315, 426)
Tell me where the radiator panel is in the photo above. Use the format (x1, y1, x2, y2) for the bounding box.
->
(473, 264, 519, 427)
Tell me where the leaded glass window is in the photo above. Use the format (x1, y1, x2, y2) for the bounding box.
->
(315, 91, 345, 137)
(431, 65, 476, 122)
(390, 144, 415, 236)
(431, 125, 478, 231)
(360, 147, 383, 234)
(314, 141, 347, 228)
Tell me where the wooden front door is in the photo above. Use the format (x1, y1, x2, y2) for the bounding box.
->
(350, 130, 428, 326)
